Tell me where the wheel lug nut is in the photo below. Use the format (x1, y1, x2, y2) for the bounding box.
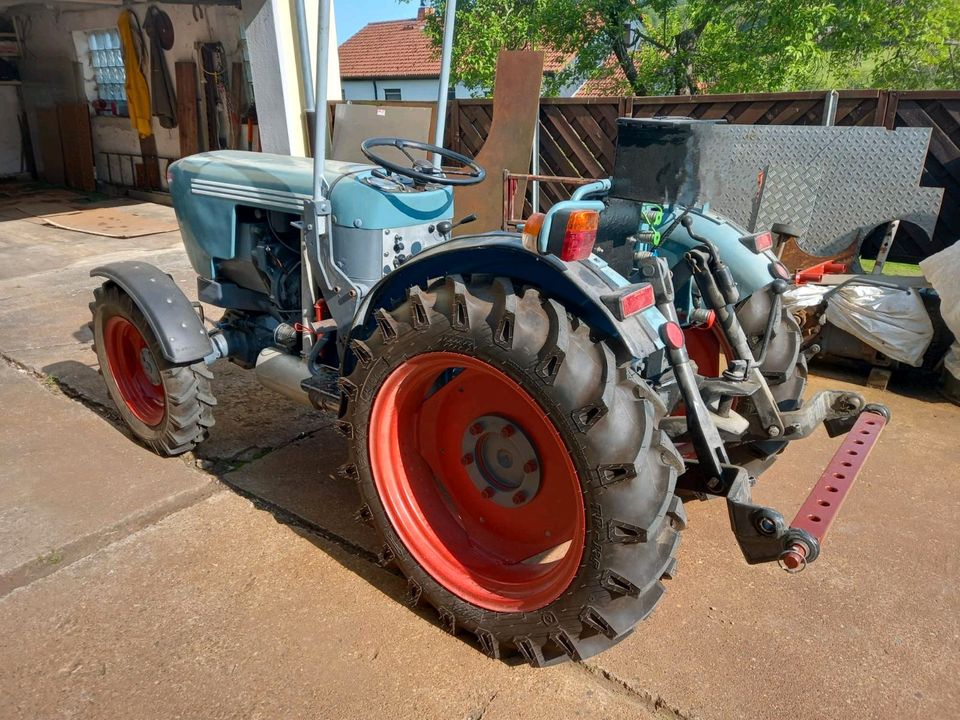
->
(469, 423, 484, 436)
(523, 459, 538, 473)
(461, 453, 474, 465)
(481, 487, 494, 499)
(500, 425, 515, 438)
(512, 491, 527, 505)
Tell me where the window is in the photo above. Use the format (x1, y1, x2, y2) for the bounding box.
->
(87, 29, 127, 114)
(383, 88, 402, 101)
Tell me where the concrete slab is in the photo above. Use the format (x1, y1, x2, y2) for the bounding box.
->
(222, 429, 371, 550)
(582, 373, 960, 720)
(0, 491, 660, 720)
(218, 371, 960, 719)
(0, 363, 217, 594)
(2, 195, 958, 718)
(0, 216, 326, 462)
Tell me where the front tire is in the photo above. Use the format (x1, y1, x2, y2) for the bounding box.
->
(92, 283, 216, 456)
(339, 276, 685, 666)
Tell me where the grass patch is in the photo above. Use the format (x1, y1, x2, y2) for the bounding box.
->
(858, 259, 925, 277)
(37, 549, 63, 566)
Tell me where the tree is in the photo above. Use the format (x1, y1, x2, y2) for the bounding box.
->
(409, 0, 960, 96)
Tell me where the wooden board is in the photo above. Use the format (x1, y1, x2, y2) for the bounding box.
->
(138, 133, 161, 191)
(56, 103, 95, 192)
(175, 61, 199, 157)
(36, 108, 64, 186)
(453, 50, 544, 234)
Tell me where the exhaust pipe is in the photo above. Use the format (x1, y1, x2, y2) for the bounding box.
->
(254, 347, 314, 408)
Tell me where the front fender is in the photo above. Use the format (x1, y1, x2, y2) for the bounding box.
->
(348, 233, 664, 361)
(90, 261, 212, 363)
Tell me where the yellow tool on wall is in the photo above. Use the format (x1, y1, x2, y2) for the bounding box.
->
(117, 9, 152, 138)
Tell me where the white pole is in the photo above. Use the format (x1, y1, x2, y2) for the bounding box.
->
(312, 0, 331, 202)
(531, 107, 540, 213)
(432, 0, 457, 166)
(295, 0, 315, 112)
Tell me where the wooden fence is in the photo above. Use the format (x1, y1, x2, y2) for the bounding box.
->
(332, 90, 959, 262)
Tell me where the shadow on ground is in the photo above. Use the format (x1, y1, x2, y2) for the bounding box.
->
(38, 354, 520, 665)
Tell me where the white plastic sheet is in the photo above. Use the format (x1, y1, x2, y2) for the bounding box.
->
(945, 343, 960, 379)
(824, 284, 933, 366)
(919, 241, 960, 380)
(782, 284, 829, 310)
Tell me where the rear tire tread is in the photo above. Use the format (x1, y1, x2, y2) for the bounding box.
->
(341, 275, 683, 666)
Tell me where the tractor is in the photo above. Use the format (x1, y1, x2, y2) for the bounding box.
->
(88, 5, 888, 669)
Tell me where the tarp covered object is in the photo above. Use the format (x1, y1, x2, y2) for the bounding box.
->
(824, 285, 933, 367)
(920, 241, 960, 379)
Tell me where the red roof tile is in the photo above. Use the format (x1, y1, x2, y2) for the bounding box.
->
(574, 56, 633, 96)
(339, 19, 439, 79)
(339, 18, 573, 79)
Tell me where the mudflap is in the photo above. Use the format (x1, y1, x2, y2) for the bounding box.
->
(91, 261, 212, 364)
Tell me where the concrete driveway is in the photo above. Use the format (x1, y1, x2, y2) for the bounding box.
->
(1, 197, 958, 719)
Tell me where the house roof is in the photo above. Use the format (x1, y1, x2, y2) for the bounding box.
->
(339, 19, 440, 79)
(338, 18, 573, 80)
(574, 56, 633, 96)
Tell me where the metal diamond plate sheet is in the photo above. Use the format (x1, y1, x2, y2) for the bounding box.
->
(695, 125, 942, 257)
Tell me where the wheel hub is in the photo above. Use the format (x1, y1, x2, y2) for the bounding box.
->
(103, 315, 166, 427)
(461, 414, 540, 507)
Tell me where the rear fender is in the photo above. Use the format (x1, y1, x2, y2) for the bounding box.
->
(347, 233, 665, 363)
(657, 208, 781, 300)
(91, 261, 213, 364)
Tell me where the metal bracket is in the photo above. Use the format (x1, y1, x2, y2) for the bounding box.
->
(303, 199, 359, 335)
(678, 460, 822, 565)
(683, 243, 785, 437)
(779, 389, 865, 439)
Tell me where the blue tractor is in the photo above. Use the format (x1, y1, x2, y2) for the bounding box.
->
(89, 89, 888, 667)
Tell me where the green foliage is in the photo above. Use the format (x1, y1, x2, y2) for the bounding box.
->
(406, 0, 960, 96)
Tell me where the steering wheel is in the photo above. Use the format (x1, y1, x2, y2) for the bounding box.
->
(360, 137, 486, 187)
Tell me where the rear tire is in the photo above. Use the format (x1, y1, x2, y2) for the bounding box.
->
(339, 275, 684, 666)
(92, 283, 216, 456)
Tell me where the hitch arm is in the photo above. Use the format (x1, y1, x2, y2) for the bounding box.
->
(722, 405, 889, 570)
(779, 406, 889, 570)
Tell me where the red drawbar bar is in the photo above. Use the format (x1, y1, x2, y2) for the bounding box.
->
(781, 410, 887, 570)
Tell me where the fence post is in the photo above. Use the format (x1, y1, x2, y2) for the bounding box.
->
(883, 92, 900, 130)
(449, 99, 460, 153)
(821, 90, 839, 126)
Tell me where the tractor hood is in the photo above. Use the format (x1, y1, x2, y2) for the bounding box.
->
(168, 151, 454, 277)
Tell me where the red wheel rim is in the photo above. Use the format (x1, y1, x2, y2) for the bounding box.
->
(684, 324, 732, 378)
(369, 352, 585, 613)
(103, 316, 165, 426)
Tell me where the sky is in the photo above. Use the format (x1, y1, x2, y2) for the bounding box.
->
(335, 1, 417, 44)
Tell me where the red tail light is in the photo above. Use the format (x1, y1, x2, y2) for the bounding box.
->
(559, 210, 599, 261)
(619, 283, 655, 317)
(660, 321, 685, 350)
(602, 282, 656, 320)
